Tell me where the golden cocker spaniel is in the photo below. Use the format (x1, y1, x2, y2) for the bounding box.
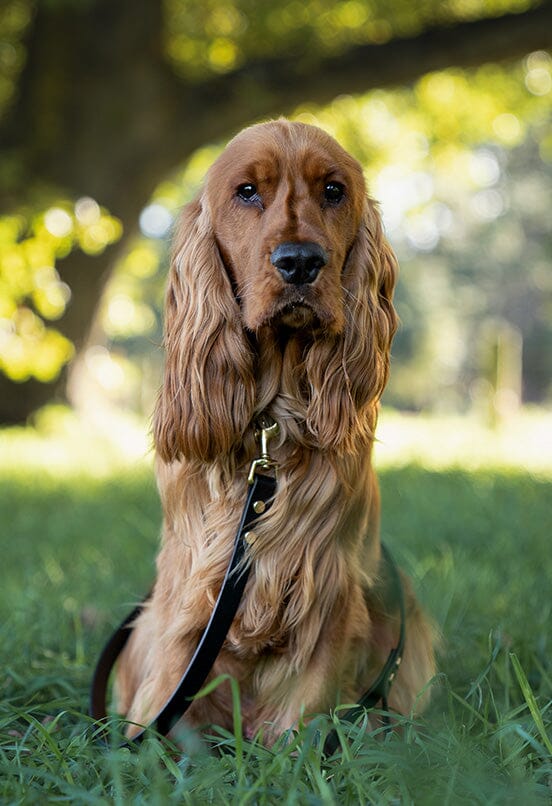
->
(115, 119, 436, 742)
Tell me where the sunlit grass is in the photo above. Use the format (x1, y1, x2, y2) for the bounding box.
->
(0, 405, 153, 478)
(1, 405, 550, 801)
(375, 406, 552, 475)
(1, 404, 551, 478)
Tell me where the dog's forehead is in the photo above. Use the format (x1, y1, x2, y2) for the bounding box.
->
(211, 122, 364, 189)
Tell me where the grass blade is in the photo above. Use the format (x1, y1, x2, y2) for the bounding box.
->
(510, 653, 552, 757)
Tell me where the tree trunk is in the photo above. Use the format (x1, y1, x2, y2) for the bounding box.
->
(0, 0, 187, 420)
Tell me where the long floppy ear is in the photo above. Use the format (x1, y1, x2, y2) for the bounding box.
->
(153, 197, 255, 463)
(305, 198, 398, 452)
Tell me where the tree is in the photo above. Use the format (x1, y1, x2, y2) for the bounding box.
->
(1, 0, 551, 422)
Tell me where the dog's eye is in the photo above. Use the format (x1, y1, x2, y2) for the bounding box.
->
(236, 183, 258, 202)
(324, 182, 345, 204)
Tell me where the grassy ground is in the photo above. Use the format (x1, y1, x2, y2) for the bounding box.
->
(1, 408, 551, 803)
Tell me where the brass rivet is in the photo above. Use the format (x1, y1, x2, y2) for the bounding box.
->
(244, 531, 257, 544)
(253, 500, 266, 514)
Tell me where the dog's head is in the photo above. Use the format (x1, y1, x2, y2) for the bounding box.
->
(207, 120, 368, 335)
(154, 120, 398, 462)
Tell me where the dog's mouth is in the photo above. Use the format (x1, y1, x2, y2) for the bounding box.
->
(244, 284, 344, 336)
(276, 300, 319, 329)
(266, 285, 332, 330)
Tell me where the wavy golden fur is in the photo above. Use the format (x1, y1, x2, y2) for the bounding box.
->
(116, 120, 436, 741)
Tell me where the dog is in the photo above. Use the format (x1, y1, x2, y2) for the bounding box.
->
(115, 119, 436, 742)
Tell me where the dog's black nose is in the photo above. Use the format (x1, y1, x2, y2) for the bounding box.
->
(270, 242, 328, 285)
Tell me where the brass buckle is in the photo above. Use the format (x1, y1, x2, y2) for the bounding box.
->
(248, 415, 280, 484)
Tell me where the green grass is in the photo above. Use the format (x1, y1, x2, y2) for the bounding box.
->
(1, 410, 551, 803)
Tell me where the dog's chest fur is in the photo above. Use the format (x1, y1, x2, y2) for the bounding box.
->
(156, 424, 375, 663)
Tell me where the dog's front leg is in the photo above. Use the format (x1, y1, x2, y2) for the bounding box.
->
(114, 602, 200, 738)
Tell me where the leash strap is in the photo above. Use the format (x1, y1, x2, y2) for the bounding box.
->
(89, 471, 277, 741)
(322, 543, 406, 755)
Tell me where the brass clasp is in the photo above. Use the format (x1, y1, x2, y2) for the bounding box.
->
(248, 415, 280, 484)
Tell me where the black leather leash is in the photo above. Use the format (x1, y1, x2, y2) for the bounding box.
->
(90, 415, 405, 752)
(90, 470, 276, 742)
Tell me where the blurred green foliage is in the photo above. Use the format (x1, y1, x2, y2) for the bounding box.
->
(0, 202, 121, 381)
(0, 0, 29, 116)
(163, 0, 537, 76)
